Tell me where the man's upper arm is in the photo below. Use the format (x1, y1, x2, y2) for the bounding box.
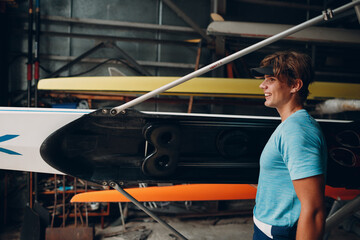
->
(292, 174, 325, 209)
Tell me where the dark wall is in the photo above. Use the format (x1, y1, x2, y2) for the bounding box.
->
(0, 12, 9, 106)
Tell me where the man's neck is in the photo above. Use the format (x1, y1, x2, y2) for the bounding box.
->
(277, 103, 304, 122)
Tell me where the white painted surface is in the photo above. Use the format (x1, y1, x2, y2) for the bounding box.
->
(0, 107, 92, 174)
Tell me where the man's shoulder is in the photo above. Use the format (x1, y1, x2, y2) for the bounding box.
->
(284, 110, 319, 129)
(281, 110, 323, 139)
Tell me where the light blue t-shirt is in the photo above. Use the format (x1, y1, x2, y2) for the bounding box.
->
(253, 109, 327, 227)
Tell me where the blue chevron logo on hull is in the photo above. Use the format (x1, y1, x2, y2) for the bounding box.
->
(0, 135, 21, 155)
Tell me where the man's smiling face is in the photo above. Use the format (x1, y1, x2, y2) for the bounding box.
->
(259, 75, 294, 109)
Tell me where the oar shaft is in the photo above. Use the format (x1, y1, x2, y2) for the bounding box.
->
(111, 0, 360, 115)
(110, 182, 188, 240)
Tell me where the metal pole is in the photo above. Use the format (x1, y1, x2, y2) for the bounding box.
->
(27, 0, 34, 210)
(62, 175, 66, 227)
(109, 182, 188, 240)
(354, 0, 360, 23)
(110, 42, 151, 76)
(110, 0, 360, 115)
(33, 0, 40, 206)
(46, 41, 105, 78)
(74, 177, 77, 227)
(85, 181, 88, 227)
(50, 174, 57, 228)
(324, 199, 344, 240)
(162, 0, 213, 43)
(27, 0, 33, 107)
(325, 195, 360, 233)
(34, 0, 40, 107)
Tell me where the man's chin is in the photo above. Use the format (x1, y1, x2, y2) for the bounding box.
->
(264, 101, 275, 108)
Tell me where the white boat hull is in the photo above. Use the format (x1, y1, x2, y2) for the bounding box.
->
(0, 107, 92, 174)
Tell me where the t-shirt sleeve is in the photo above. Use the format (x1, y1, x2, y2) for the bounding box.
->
(279, 122, 326, 181)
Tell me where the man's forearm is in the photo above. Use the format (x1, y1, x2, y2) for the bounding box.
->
(296, 207, 325, 240)
(293, 175, 326, 240)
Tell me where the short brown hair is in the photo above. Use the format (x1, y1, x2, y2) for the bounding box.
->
(260, 51, 314, 103)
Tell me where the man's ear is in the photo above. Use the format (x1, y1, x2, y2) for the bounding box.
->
(291, 79, 303, 93)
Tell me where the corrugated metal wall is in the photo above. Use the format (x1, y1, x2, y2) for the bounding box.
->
(7, 0, 211, 93)
(3, 0, 360, 111)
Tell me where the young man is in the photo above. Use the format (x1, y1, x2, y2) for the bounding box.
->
(251, 51, 327, 240)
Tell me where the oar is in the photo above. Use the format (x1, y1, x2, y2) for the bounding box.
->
(110, 0, 360, 115)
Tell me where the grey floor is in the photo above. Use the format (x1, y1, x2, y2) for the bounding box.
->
(1, 198, 360, 240)
(1, 215, 360, 240)
(95, 216, 360, 240)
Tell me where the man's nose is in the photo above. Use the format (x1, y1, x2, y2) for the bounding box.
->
(259, 80, 266, 89)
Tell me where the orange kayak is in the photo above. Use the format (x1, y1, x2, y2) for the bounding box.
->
(71, 184, 257, 203)
(71, 184, 360, 203)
